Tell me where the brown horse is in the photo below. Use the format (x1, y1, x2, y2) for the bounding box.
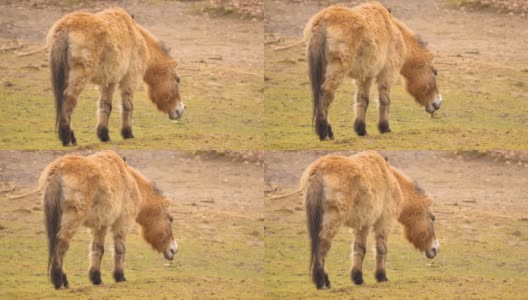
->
(47, 7, 184, 146)
(39, 150, 178, 289)
(305, 2, 443, 140)
(302, 151, 439, 289)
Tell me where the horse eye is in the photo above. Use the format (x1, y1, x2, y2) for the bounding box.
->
(176, 76, 180, 84)
(432, 215, 436, 222)
(169, 215, 173, 223)
(433, 69, 438, 76)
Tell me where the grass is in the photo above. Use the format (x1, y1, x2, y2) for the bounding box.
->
(0, 192, 264, 300)
(264, 196, 528, 299)
(264, 44, 528, 150)
(0, 45, 263, 150)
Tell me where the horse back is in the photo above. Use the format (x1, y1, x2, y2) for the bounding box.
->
(302, 151, 401, 228)
(40, 151, 140, 228)
(306, 2, 404, 78)
(47, 7, 147, 86)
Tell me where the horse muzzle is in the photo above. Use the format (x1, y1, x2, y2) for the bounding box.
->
(426, 94, 443, 113)
(163, 241, 179, 260)
(168, 103, 185, 120)
(425, 239, 440, 259)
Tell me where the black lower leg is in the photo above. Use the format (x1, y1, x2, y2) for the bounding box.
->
(375, 269, 388, 282)
(354, 119, 367, 136)
(313, 267, 330, 289)
(351, 268, 364, 285)
(89, 268, 102, 285)
(58, 124, 71, 146)
(97, 125, 110, 142)
(378, 119, 391, 134)
(51, 264, 64, 289)
(121, 127, 134, 139)
(113, 270, 127, 282)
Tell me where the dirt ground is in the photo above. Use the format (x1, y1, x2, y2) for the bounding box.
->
(0, 150, 264, 299)
(265, 151, 528, 299)
(264, 0, 528, 149)
(0, 0, 263, 150)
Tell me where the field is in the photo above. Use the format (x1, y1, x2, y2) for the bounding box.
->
(264, 0, 528, 149)
(265, 151, 528, 299)
(0, 0, 263, 150)
(0, 150, 264, 299)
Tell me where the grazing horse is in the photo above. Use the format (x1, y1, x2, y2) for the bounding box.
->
(305, 2, 443, 140)
(47, 7, 184, 146)
(39, 150, 178, 289)
(302, 151, 439, 289)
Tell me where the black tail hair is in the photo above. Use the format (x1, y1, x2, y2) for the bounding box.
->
(43, 175, 62, 283)
(307, 26, 329, 140)
(49, 30, 70, 144)
(305, 175, 324, 282)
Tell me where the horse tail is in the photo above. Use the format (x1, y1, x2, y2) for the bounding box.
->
(304, 172, 324, 282)
(42, 173, 63, 278)
(49, 29, 69, 141)
(307, 24, 328, 139)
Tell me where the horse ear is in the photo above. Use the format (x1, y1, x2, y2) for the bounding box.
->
(384, 156, 389, 162)
(387, 7, 392, 14)
(120, 155, 127, 163)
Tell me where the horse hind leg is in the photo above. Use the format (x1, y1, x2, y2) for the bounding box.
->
(350, 226, 369, 285)
(317, 59, 346, 141)
(313, 209, 343, 289)
(374, 228, 389, 282)
(353, 78, 373, 136)
(120, 88, 135, 139)
(88, 226, 108, 285)
(112, 224, 128, 282)
(59, 60, 93, 146)
(51, 212, 82, 289)
(377, 82, 392, 134)
(96, 84, 116, 142)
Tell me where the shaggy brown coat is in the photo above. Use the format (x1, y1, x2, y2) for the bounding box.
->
(47, 7, 184, 146)
(305, 2, 442, 140)
(40, 150, 178, 289)
(302, 151, 439, 289)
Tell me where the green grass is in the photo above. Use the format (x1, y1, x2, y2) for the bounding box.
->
(264, 197, 528, 299)
(0, 194, 264, 299)
(264, 45, 528, 150)
(0, 48, 263, 150)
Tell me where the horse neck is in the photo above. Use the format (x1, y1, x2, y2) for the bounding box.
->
(393, 19, 427, 76)
(128, 167, 163, 225)
(136, 25, 172, 85)
(390, 166, 423, 225)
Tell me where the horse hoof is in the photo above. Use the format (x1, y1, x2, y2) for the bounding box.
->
(97, 126, 110, 142)
(378, 120, 391, 134)
(121, 127, 135, 139)
(354, 120, 367, 136)
(89, 269, 102, 285)
(351, 268, 364, 285)
(113, 270, 127, 282)
(375, 270, 388, 282)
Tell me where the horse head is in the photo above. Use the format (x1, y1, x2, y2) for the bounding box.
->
(401, 42, 443, 115)
(138, 186, 178, 260)
(399, 184, 440, 259)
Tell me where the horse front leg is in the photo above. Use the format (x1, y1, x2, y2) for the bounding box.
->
(112, 229, 127, 282)
(377, 83, 392, 134)
(374, 230, 389, 282)
(120, 89, 135, 139)
(353, 78, 373, 136)
(88, 226, 107, 285)
(96, 84, 116, 142)
(350, 226, 369, 285)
